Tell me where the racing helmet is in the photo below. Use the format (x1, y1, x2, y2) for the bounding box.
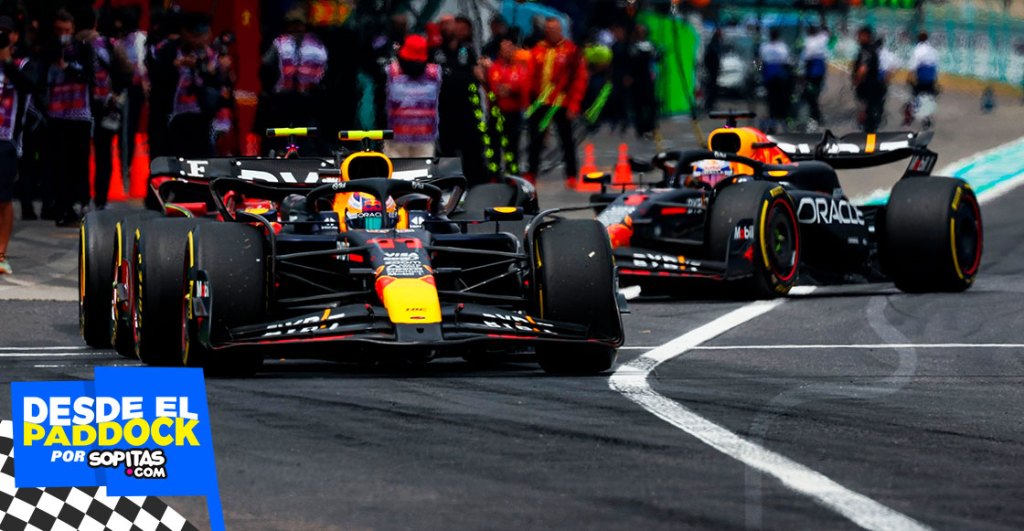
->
(344, 192, 398, 230)
(687, 159, 734, 189)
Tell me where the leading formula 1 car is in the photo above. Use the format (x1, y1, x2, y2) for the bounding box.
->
(123, 134, 621, 375)
(79, 129, 539, 360)
(592, 111, 982, 298)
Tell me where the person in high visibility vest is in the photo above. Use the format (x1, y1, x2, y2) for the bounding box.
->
(525, 18, 587, 187)
(259, 8, 328, 155)
(44, 9, 96, 227)
(385, 35, 441, 158)
(486, 40, 530, 175)
(0, 23, 33, 275)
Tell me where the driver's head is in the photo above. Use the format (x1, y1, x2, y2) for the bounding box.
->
(344, 192, 397, 230)
(688, 159, 734, 189)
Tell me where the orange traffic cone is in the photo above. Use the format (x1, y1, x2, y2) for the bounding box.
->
(612, 143, 632, 186)
(107, 141, 128, 201)
(245, 132, 260, 156)
(574, 143, 602, 192)
(129, 133, 150, 199)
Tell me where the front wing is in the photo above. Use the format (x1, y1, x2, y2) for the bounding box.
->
(190, 299, 620, 358)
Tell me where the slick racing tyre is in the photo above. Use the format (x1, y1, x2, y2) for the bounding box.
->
(133, 217, 210, 366)
(709, 182, 800, 299)
(111, 211, 160, 358)
(79, 210, 123, 347)
(182, 223, 266, 376)
(884, 177, 982, 292)
(532, 219, 621, 374)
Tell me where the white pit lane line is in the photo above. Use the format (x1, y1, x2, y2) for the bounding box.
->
(610, 288, 930, 531)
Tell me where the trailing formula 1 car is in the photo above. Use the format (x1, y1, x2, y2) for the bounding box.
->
(79, 130, 539, 360)
(169, 147, 621, 375)
(592, 111, 982, 298)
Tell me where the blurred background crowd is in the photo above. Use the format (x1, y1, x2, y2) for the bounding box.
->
(0, 0, 1020, 248)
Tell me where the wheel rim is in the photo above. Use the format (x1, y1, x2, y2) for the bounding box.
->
(764, 198, 799, 282)
(953, 191, 983, 278)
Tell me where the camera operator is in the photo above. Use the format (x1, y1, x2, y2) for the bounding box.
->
(149, 12, 230, 158)
(43, 9, 95, 227)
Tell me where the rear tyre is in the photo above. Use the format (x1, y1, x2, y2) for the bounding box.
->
(111, 211, 161, 358)
(79, 210, 123, 347)
(133, 217, 209, 366)
(884, 177, 982, 292)
(708, 182, 800, 299)
(183, 223, 265, 376)
(532, 219, 621, 374)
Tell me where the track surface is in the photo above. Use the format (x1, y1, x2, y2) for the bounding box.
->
(2, 88, 1024, 529)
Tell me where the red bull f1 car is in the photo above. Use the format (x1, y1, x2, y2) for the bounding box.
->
(592, 111, 982, 298)
(80, 131, 621, 375)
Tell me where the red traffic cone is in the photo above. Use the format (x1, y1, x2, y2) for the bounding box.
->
(107, 141, 128, 202)
(574, 143, 602, 192)
(129, 133, 150, 199)
(612, 143, 632, 186)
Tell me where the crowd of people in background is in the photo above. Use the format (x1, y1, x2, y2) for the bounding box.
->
(0, 3, 662, 276)
(703, 19, 941, 135)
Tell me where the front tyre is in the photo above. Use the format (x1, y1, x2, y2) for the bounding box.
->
(183, 223, 266, 376)
(709, 182, 800, 299)
(884, 177, 982, 292)
(532, 219, 621, 374)
(133, 218, 209, 365)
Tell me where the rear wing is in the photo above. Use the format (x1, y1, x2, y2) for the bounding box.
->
(150, 156, 335, 183)
(769, 131, 936, 174)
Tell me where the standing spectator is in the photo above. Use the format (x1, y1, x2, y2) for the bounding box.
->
(145, 8, 181, 158)
(384, 35, 441, 158)
(0, 24, 33, 273)
(852, 26, 886, 133)
(44, 9, 95, 227)
(366, 11, 409, 130)
(149, 13, 230, 158)
(259, 7, 328, 154)
(481, 15, 509, 60)
(436, 16, 486, 183)
(80, 8, 131, 211)
(604, 23, 630, 133)
(908, 31, 939, 96)
(801, 24, 828, 129)
(5, 16, 46, 221)
(114, 10, 147, 184)
(629, 23, 659, 138)
(526, 17, 587, 187)
(759, 27, 792, 133)
(703, 27, 722, 114)
(877, 36, 897, 85)
(487, 39, 530, 174)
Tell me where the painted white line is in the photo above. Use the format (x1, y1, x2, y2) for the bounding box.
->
(32, 363, 136, 368)
(0, 352, 114, 358)
(0, 346, 91, 351)
(610, 299, 930, 531)
(692, 343, 1024, 350)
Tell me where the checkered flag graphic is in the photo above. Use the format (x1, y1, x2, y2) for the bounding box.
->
(0, 420, 200, 531)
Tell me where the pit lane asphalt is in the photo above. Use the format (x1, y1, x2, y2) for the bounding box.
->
(2, 91, 1024, 529)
